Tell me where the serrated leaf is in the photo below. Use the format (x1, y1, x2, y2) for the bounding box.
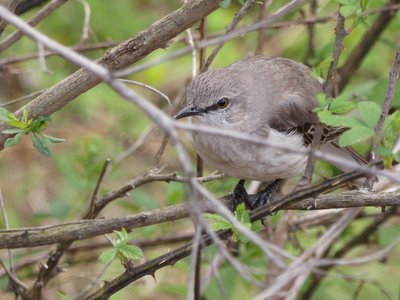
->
(340, 5, 358, 17)
(358, 101, 381, 129)
(339, 126, 374, 146)
(204, 213, 232, 231)
(31, 133, 51, 156)
(2, 128, 24, 134)
(318, 110, 363, 128)
(329, 100, 356, 115)
(99, 248, 117, 264)
(4, 133, 22, 148)
(117, 244, 143, 260)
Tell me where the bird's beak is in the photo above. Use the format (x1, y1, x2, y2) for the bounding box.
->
(173, 105, 203, 120)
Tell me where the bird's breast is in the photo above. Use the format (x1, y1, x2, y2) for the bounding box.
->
(191, 128, 308, 181)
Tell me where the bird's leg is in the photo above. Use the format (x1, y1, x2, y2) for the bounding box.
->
(227, 179, 249, 212)
(249, 179, 282, 210)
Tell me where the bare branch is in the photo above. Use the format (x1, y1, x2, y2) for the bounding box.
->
(1, 187, 399, 249)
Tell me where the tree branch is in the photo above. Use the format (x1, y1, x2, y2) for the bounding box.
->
(0, 0, 221, 149)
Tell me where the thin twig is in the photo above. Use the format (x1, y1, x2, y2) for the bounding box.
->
(323, 13, 346, 97)
(0, 258, 27, 297)
(338, 0, 400, 92)
(303, 0, 317, 64)
(77, 0, 91, 44)
(88, 158, 111, 219)
(255, 0, 271, 55)
(201, 0, 254, 72)
(0, 188, 12, 271)
(0, 40, 119, 66)
(118, 79, 171, 105)
(366, 48, 400, 186)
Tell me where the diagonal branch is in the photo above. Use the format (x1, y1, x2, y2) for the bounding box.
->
(0, 0, 221, 149)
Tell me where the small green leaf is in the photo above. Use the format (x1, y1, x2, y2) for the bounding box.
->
(0, 107, 13, 122)
(43, 134, 65, 143)
(6, 119, 25, 129)
(117, 244, 143, 260)
(235, 203, 251, 227)
(340, 5, 358, 17)
(394, 151, 400, 162)
(339, 126, 374, 146)
(358, 101, 381, 129)
(375, 145, 392, 157)
(316, 93, 329, 108)
(4, 132, 22, 148)
(30, 133, 51, 156)
(318, 110, 363, 128)
(204, 213, 232, 231)
(2, 128, 24, 134)
(99, 248, 118, 264)
(329, 99, 356, 115)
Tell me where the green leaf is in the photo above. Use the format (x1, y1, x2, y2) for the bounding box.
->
(339, 126, 374, 146)
(318, 110, 363, 128)
(316, 93, 329, 108)
(0, 107, 13, 122)
(235, 203, 251, 227)
(6, 119, 25, 129)
(117, 244, 143, 260)
(329, 98, 356, 114)
(2, 128, 24, 134)
(30, 133, 51, 156)
(43, 134, 65, 143)
(394, 151, 400, 162)
(99, 248, 118, 264)
(375, 145, 392, 157)
(4, 132, 22, 148)
(358, 101, 381, 129)
(115, 228, 128, 241)
(219, 0, 231, 8)
(340, 5, 358, 17)
(204, 213, 232, 231)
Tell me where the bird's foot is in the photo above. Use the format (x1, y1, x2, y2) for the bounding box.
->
(227, 179, 249, 212)
(249, 179, 281, 210)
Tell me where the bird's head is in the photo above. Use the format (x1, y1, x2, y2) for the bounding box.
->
(174, 69, 249, 127)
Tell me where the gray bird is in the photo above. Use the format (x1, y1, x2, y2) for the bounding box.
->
(174, 56, 357, 209)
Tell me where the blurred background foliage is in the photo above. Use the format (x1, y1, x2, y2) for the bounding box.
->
(0, 0, 400, 299)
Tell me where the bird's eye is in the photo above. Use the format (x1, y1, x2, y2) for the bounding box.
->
(216, 97, 230, 109)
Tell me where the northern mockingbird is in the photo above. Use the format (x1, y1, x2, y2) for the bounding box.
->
(175, 56, 359, 209)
